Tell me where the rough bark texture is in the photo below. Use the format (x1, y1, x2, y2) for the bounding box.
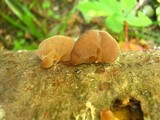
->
(0, 50, 160, 120)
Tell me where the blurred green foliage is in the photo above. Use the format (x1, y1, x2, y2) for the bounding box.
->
(77, 0, 152, 33)
(1, 0, 46, 50)
(0, 0, 76, 50)
(3, 0, 45, 38)
(0, 0, 160, 50)
(156, 0, 160, 25)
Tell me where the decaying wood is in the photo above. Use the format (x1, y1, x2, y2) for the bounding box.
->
(0, 50, 160, 120)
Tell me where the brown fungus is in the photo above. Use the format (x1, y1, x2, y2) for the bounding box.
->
(100, 109, 117, 120)
(70, 30, 120, 66)
(37, 36, 75, 68)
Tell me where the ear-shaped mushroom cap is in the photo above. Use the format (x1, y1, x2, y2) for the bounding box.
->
(37, 36, 75, 68)
(70, 30, 119, 66)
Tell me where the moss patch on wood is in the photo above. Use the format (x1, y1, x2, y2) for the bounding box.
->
(0, 50, 160, 120)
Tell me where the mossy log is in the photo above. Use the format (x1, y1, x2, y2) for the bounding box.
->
(0, 50, 160, 120)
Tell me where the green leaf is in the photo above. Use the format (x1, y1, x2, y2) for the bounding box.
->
(5, 0, 22, 18)
(16, 31, 24, 37)
(105, 13, 124, 33)
(13, 39, 38, 50)
(126, 12, 152, 27)
(99, 0, 121, 14)
(157, 15, 160, 22)
(0, 12, 27, 31)
(120, 0, 137, 15)
(48, 10, 55, 17)
(156, 6, 160, 15)
(42, 1, 51, 9)
(157, 0, 160, 3)
(77, 1, 112, 22)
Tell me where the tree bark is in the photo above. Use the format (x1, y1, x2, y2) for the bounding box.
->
(0, 50, 160, 120)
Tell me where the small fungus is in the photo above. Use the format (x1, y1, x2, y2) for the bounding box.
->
(70, 30, 120, 66)
(37, 36, 75, 68)
(100, 109, 117, 120)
